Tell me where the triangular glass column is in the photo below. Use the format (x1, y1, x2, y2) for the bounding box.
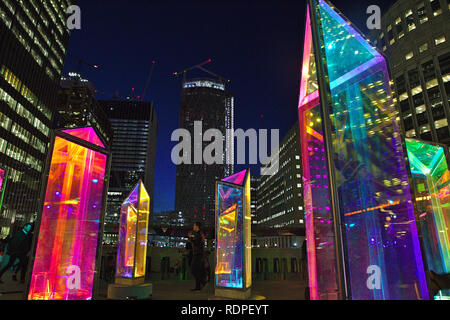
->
(298, 0, 428, 300)
(405, 139, 450, 293)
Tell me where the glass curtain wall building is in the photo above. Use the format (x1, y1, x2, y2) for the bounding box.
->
(0, 0, 72, 237)
(99, 100, 157, 244)
(370, 0, 450, 145)
(298, 0, 428, 300)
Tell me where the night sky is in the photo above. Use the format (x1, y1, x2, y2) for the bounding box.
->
(63, 0, 396, 213)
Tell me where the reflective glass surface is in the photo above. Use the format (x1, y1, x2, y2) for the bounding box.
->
(28, 136, 107, 300)
(406, 139, 450, 299)
(216, 184, 244, 289)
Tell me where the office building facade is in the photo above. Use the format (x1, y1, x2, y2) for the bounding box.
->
(0, 0, 72, 236)
(56, 72, 112, 146)
(99, 100, 157, 234)
(250, 175, 260, 223)
(370, 0, 450, 145)
(255, 122, 304, 228)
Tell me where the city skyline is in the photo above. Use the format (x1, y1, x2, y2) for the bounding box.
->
(62, 0, 395, 213)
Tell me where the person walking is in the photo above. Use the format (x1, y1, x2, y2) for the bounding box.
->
(189, 222, 206, 291)
(0, 223, 34, 284)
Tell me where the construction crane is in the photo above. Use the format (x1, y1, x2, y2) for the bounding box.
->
(140, 60, 157, 101)
(173, 59, 230, 85)
(76, 58, 99, 75)
(126, 60, 157, 102)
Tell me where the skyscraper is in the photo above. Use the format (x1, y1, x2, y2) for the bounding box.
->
(57, 72, 112, 146)
(0, 0, 72, 236)
(370, 0, 450, 145)
(250, 175, 260, 222)
(99, 100, 157, 243)
(174, 77, 234, 227)
(255, 122, 304, 228)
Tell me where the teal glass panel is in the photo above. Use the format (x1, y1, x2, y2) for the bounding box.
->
(317, 0, 380, 84)
(406, 139, 450, 299)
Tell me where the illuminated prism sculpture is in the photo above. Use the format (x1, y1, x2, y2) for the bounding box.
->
(115, 180, 150, 284)
(27, 127, 110, 300)
(297, 0, 428, 299)
(406, 138, 450, 299)
(215, 169, 252, 299)
(108, 180, 152, 300)
(0, 167, 7, 214)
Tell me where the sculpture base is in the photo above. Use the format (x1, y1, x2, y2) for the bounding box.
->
(214, 287, 252, 300)
(114, 276, 145, 286)
(107, 282, 152, 300)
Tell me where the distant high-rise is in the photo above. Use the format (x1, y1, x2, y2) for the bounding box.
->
(0, 0, 72, 236)
(370, 0, 450, 145)
(255, 122, 304, 228)
(99, 100, 158, 243)
(250, 175, 260, 222)
(56, 72, 112, 146)
(174, 78, 234, 227)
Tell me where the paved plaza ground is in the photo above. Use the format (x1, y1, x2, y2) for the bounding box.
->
(0, 269, 307, 300)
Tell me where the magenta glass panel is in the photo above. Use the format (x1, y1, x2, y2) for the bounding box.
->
(221, 169, 247, 186)
(62, 127, 105, 148)
(0, 168, 6, 211)
(298, 5, 339, 300)
(116, 183, 140, 278)
(215, 184, 244, 289)
(0, 168, 5, 191)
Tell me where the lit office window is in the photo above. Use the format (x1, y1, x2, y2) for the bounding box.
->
(406, 52, 414, 60)
(420, 124, 431, 134)
(430, 0, 442, 16)
(426, 79, 439, 89)
(406, 129, 416, 137)
(435, 36, 446, 45)
(435, 118, 448, 129)
(419, 43, 428, 53)
(416, 105, 426, 114)
(411, 85, 423, 95)
(395, 17, 404, 38)
(405, 10, 416, 31)
(417, 2, 428, 23)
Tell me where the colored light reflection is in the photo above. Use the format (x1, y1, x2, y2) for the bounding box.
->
(116, 181, 150, 279)
(28, 135, 107, 300)
(215, 170, 251, 290)
(221, 169, 247, 186)
(406, 139, 450, 299)
(0, 168, 6, 211)
(62, 127, 105, 148)
(298, 0, 428, 300)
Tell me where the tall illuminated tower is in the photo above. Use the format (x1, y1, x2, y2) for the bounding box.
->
(175, 78, 234, 227)
(298, 0, 428, 300)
